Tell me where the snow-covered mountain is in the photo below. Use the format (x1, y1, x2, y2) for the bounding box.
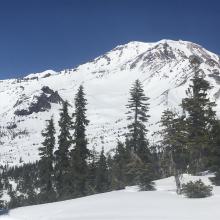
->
(2, 174, 220, 220)
(0, 39, 220, 166)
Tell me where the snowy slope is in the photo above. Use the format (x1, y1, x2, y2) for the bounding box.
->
(1, 174, 220, 220)
(0, 39, 220, 166)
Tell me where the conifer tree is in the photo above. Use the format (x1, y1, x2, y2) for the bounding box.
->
(182, 68, 216, 173)
(55, 101, 73, 199)
(126, 79, 151, 162)
(71, 85, 89, 196)
(95, 148, 109, 193)
(38, 117, 56, 202)
(110, 141, 129, 189)
(125, 80, 155, 189)
(87, 147, 99, 194)
(209, 120, 220, 185)
(159, 109, 188, 194)
(0, 179, 4, 208)
(15, 163, 38, 206)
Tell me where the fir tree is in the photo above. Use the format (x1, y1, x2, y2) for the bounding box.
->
(38, 117, 56, 203)
(182, 68, 216, 173)
(125, 80, 155, 188)
(0, 178, 4, 208)
(209, 120, 220, 185)
(110, 141, 129, 189)
(95, 148, 109, 193)
(158, 109, 188, 194)
(71, 85, 89, 196)
(14, 163, 39, 206)
(87, 147, 99, 194)
(125, 153, 155, 190)
(126, 79, 151, 162)
(54, 101, 73, 200)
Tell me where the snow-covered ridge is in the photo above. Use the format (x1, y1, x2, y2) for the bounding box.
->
(24, 70, 58, 80)
(0, 39, 220, 166)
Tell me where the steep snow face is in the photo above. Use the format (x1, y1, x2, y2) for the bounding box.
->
(0, 39, 220, 166)
(2, 174, 220, 220)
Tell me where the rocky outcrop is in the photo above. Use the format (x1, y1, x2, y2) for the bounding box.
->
(14, 86, 64, 116)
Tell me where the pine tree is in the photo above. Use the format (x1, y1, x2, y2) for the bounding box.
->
(125, 80, 155, 189)
(14, 163, 38, 206)
(110, 141, 129, 189)
(54, 101, 73, 200)
(95, 148, 109, 193)
(158, 109, 188, 194)
(0, 178, 4, 208)
(126, 79, 151, 162)
(182, 68, 216, 173)
(87, 147, 99, 194)
(209, 120, 220, 185)
(71, 85, 89, 197)
(124, 153, 155, 190)
(38, 117, 56, 203)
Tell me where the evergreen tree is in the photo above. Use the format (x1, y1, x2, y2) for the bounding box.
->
(126, 79, 151, 162)
(71, 85, 89, 196)
(158, 109, 188, 194)
(38, 117, 56, 203)
(209, 120, 220, 185)
(0, 178, 4, 208)
(109, 141, 129, 189)
(125, 80, 155, 189)
(87, 147, 99, 194)
(138, 163, 155, 191)
(13, 163, 39, 207)
(95, 148, 109, 193)
(182, 68, 216, 173)
(54, 101, 73, 200)
(125, 153, 155, 190)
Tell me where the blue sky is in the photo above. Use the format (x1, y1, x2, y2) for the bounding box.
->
(0, 0, 219, 79)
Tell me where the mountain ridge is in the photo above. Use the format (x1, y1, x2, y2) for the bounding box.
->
(0, 39, 220, 166)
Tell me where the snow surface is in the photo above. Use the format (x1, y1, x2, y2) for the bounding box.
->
(0, 39, 220, 165)
(1, 174, 220, 220)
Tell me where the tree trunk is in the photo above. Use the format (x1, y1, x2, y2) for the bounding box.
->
(174, 171, 182, 195)
(170, 151, 182, 194)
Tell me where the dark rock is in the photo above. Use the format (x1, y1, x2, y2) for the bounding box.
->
(205, 59, 219, 67)
(42, 73, 51, 78)
(14, 86, 64, 116)
(48, 91, 63, 104)
(214, 89, 220, 100)
(208, 72, 220, 84)
(6, 123, 17, 130)
(41, 86, 54, 94)
(189, 55, 203, 65)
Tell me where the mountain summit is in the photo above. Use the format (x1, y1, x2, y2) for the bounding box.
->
(0, 39, 220, 166)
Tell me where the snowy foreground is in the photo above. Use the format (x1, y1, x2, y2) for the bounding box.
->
(1, 174, 220, 220)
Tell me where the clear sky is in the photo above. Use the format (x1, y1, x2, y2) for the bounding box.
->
(0, 0, 219, 79)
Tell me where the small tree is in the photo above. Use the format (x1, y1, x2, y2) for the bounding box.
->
(87, 147, 99, 194)
(0, 179, 4, 208)
(138, 163, 155, 191)
(95, 148, 109, 193)
(182, 180, 213, 198)
(110, 141, 129, 190)
(123, 153, 155, 190)
(158, 109, 188, 194)
(209, 120, 220, 185)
